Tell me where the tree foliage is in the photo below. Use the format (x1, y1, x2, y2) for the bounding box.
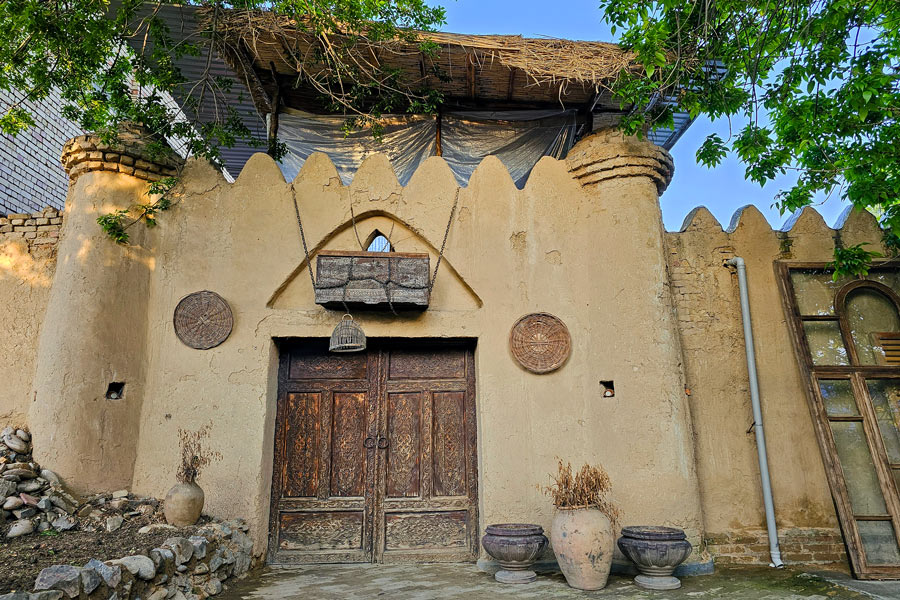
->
(600, 0, 900, 273)
(0, 0, 444, 241)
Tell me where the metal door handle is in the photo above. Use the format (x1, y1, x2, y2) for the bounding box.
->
(363, 437, 375, 449)
(377, 437, 389, 449)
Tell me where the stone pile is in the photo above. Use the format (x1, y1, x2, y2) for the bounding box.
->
(1, 520, 253, 600)
(0, 428, 78, 539)
(1, 428, 163, 539)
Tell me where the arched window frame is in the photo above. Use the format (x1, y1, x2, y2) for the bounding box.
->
(365, 230, 394, 253)
(778, 262, 900, 578)
(835, 280, 900, 367)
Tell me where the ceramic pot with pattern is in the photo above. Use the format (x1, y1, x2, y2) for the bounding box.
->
(482, 523, 548, 584)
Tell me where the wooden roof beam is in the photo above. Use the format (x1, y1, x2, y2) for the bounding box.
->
(466, 53, 476, 99)
(216, 41, 273, 117)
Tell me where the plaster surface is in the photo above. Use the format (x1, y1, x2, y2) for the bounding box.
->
(9, 125, 885, 572)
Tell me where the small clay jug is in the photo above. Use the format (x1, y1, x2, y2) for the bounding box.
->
(550, 507, 614, 590)
(164, 481, 204, 526)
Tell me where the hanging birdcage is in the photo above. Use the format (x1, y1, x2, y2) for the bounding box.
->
(329, 314, 366, 353)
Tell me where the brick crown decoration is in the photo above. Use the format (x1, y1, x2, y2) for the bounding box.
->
(60, 122, 184, 183)
(0, 207, 63, 252)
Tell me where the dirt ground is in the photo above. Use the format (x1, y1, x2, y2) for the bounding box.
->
(0, 518, 205, 593)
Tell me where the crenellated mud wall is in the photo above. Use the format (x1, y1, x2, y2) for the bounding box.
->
(668, 204, 886, 566)
(7, 123, 878, 572)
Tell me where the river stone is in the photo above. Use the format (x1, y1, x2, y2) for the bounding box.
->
(138, 523, 175, 535)
(48, 494, 74, 514)
(15, 429, 30, 442)
(204, 578, 222, 596)
(3, 496, 22, 510)
(0, 592, 30, 600)
(149, 547, 174, 569)
(12, 507, 36, 519)
(2, 435, 28, 453)
(40, 469, 60, 486)
(37, 497, 53, 512)
(188, 535, 208, 559)
(20, 493, 38, 506)
(34, 565, 82, 598)
(114, 555, 156, 580)
(31, 593, 65, 600)
(17, 479, 44, 493)
(147, 588, 168, 600)
(105, 516, 123, 532)
(111, 489, 129, 499)
(80, 567, 102, 595)
(52, 515, 76, 531)
(163, 537, 194, 564)
(5, 468, 35, 480)
(84, 559, 121, 588)
(0, 480, 16, 497)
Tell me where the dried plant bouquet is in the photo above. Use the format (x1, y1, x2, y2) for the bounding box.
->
(545, 460, 621, 526)
(177, 424, 222, 484)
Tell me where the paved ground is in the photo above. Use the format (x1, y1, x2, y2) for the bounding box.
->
(216, 563, 898, 599)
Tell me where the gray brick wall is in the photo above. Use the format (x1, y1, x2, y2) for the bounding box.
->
(0, 89, 83, 216)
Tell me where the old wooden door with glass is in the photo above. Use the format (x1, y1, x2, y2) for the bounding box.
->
(780, 264, 900, 578)
(268, 339, 478, 563)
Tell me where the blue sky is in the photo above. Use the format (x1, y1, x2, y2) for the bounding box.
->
(437, 0, 850, 232)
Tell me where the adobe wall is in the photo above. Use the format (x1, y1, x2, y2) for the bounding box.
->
(16, 122, 872, 571)
(667, 205, 886, 567)
(0, 208, 62, 426)
(26, 127, 709, 564)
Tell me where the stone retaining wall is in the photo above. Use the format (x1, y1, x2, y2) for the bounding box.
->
(1, 522, 253, 600)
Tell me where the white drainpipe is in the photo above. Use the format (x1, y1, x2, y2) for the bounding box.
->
(726, 257, 785, 568)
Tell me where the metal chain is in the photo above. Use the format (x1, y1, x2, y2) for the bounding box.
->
(430, 189, 460, 293)
(290, 185, 316, 290)
(350, 204, 365, 250)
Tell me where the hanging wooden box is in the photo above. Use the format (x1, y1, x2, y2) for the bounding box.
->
(315, 251, 430, 310)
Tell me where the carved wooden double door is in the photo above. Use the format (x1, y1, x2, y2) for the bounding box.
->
(269, 339, 478, 564)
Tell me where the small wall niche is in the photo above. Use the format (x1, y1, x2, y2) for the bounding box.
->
(600, 380, 615, 398)
(106, 382, 126, 400)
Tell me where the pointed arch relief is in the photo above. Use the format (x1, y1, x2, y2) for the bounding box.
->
(268, 211, 482, 311)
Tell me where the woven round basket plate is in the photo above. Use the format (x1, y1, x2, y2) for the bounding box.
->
(509, 312, 571, 374)
(174, 291, 233, 350)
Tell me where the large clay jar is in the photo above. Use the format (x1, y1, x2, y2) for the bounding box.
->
(163, 481, 204, 526)
(550, 508, 614, 590)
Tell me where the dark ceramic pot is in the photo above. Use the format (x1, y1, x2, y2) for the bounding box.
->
(617, 526, 693, 591)
(482, 523, 548, 584)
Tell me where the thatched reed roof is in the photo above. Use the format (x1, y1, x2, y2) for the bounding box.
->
(210, 8, 637, 115)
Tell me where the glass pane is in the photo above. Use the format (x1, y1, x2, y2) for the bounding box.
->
(831, 421, 888, 515)
(804, 321, 849, 365)
(819, 380, 859, 416)
(866, 380, 900, 464)
(870, 272, 900, 298)
(791, 270, 847, 315)
(857, 520, 900, 565)
(846, 288, 900, 365)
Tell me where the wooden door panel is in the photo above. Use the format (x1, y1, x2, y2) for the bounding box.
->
(386, 392, 422, 498)
(283, 392, 320, 498)
(388, 348, 467, 380)
(279, 511, 364, 551)
(269, 344, 376, 564)
(377, 345, 477, 563)
(289, 349, 368, 380)
(432, 391, 467, 497)
(330, 392, 368, 497)
(384, 511, 469, 550)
